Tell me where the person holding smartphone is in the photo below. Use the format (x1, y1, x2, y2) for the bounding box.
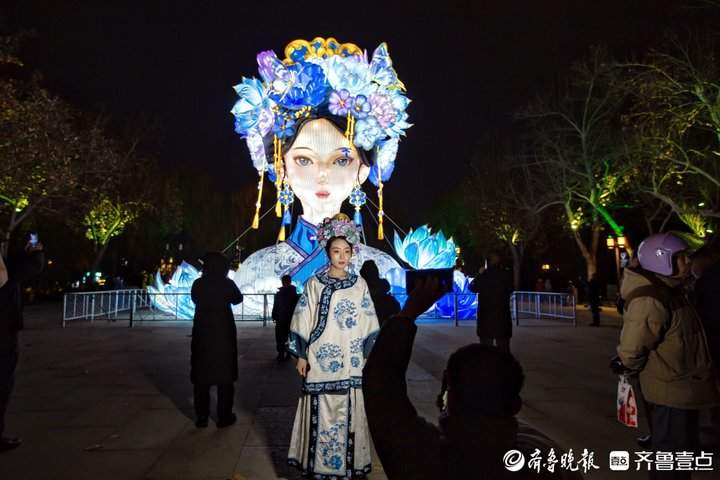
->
(0, 234, 45, 451)
(363, 278, 580, 479)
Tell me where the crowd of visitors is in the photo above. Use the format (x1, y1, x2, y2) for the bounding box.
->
(4, 227, 720, 480)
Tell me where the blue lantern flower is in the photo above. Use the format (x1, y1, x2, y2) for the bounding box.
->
(367, 137, 398, 186)
(274, 63, 328, 110)
(393, 226, 456, 269)
(351, 95, 371, 119)
(325, 55, 372, 96)
(354, 117, 383, 151)
(246, 130, 267, 172)
(231, 78, 273, 136)
(434, 270, 478, 319)
(274, 116, 296, 139)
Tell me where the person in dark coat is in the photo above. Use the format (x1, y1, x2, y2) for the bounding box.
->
(271, 275, 298, 361)
(587, 273, 601, 326)
(468, 254, 513, 352)
(360, 260, 400, 328)
(0, 241, 44, 451)
(190, 252, 242, 428)
(363, 278, 581, 480)
(690, 242, 720, 447)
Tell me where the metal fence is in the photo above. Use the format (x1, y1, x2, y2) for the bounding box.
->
(62, 290, 576, 327)
(62, 290, 276, 327)
(510, 291, 577, 326)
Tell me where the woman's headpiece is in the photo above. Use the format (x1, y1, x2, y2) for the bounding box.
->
(231, 37, 411, 240)
(317, 214, 362, 253)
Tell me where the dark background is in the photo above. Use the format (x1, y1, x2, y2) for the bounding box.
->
(1, 0, 699, 288)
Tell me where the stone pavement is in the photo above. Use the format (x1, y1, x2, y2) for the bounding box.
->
(0, 304, 717, 480)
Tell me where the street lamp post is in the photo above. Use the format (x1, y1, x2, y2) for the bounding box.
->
(606, 235, 627, 287)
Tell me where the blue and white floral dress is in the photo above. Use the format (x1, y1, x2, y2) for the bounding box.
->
(287, 272, 380, 478)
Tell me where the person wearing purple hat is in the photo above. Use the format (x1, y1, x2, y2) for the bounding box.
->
(616, 232, 719, 476)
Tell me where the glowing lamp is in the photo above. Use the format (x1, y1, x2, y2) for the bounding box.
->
(541, 264, 551, 272)
(617, 236, 626, 248)
(606, 236, 616, 249)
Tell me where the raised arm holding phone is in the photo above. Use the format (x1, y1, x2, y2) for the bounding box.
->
(363, 277, 580, 480)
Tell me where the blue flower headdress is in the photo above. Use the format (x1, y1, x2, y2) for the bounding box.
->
(317, 214, 362, 253)
(231, 37, 411, 240)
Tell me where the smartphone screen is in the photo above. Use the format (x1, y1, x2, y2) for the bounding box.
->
(405, 268, 454, 293)
(29, 233, 38, 246)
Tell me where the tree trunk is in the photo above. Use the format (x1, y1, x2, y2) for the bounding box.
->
(0, 230, 9, 258)
(572, 223, 602, 280)
(91, 243, 109, 278)
(2, 211, 17, 258)
(510, 244, 522, 290)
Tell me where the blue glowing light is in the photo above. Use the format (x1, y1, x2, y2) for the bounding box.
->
(147, 261, 200, 319)
(393, 225, 456, 269)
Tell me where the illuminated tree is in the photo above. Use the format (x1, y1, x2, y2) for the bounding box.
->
(84, 197, 142, 269)
(0, 78, 83, 252)
(622, 34, 720, 242)
(522, 49, 634, 278)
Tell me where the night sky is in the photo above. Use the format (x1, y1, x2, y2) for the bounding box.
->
(4, 0, 681, 230)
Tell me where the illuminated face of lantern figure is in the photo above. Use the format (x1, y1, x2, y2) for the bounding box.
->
(284, 118, 370, 226)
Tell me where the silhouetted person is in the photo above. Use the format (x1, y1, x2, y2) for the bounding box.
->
(364, 278, 581, 479)
(469, 254, 513, 352)
(190, 252, 242, 428)
(0, 240, 44, 451)
(360, 260, 400, 328)
(587, 274, 601, 326)
(271, 275, 298, 361)
(691, 241, 720, 449)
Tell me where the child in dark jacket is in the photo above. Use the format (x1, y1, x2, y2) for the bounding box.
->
(190, 252, 242, 428)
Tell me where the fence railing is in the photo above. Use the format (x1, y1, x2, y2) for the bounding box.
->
(510, 291, 577, 326)
(62, 290, 576, 327)
(62, 290, 275, 327)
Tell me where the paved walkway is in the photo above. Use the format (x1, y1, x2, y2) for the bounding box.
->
(0, 304, 717, 479)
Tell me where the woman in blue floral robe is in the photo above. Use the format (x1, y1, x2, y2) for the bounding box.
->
(287, 237, 380, 478)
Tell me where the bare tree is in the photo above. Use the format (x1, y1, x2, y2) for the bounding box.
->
(521, 48, 634, 279)
(465, 138, 561, 289)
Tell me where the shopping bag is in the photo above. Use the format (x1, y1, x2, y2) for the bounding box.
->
(616, 374, 638, 428)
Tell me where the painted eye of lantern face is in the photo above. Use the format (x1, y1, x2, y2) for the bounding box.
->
(284, 118, 369, 220)
(334, 156, 352, 167)
(294, 156, 313, 167)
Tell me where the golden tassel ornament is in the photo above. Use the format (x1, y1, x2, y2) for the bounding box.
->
(251, 173, 264, 230)
(274, 136, 282, 217)
(345, 112, 352, 140)
(278, 225, 286, 242)
(377, 164, 384, 240)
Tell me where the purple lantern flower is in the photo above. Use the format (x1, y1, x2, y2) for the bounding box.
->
(257, 108, 275, 136)
(369, 93, 396, 128)
(351, 95, 371, 119)
(328, 90, 354, 116)
(257, 50, 279, 83)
